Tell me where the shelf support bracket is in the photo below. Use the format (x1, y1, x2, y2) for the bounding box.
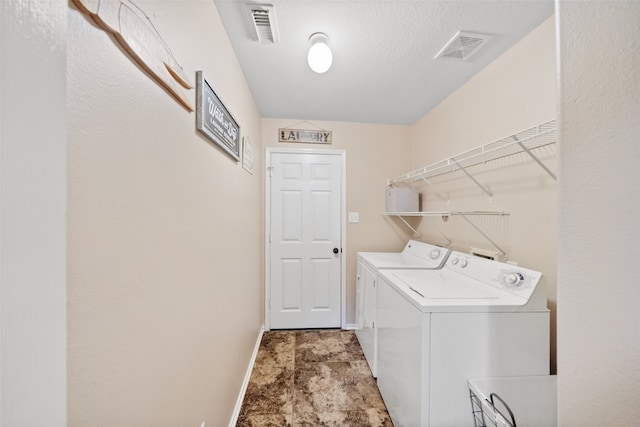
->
(394, 215, 421, 238)
(451, 158, 493, 201)
(436, 226, 453, 248)
(420, 176, 449, 204)
(513, 135, 557, 180)
(458, 213, 507, 260)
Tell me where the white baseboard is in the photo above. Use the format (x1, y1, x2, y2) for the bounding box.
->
(344, 323, 358, 330)
(228, 326, 265, 427)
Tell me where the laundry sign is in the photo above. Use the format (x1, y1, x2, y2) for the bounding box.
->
(278, 128, 332, 144)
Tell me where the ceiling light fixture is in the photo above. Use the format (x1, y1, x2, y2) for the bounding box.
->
(307, 32, 332, 73)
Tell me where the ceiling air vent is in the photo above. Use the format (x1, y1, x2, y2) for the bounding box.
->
(246, 3, 279, 44)
(434, 31, 491, 61)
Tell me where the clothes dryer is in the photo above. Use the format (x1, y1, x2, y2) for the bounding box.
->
(355, 240, 449, 377)
(376, 251, 550, 427)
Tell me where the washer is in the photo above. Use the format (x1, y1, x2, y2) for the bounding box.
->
(376, 251, 550, 427)
(356, 240, 450, 377)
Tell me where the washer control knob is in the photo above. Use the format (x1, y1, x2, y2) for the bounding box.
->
(459, 259, 468, 268)
(429, 249, 441, 259)
(505, 272, 525, 287)
(450, 258, 459, 265)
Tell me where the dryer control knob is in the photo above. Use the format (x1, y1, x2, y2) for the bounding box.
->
(451, 258, 459, 265)
(459, 259, 468, 268)
(429, 249, 441, 259)
(505, 272, 524, 286)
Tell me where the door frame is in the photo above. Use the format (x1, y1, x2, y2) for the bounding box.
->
(265, 147, 346, 331)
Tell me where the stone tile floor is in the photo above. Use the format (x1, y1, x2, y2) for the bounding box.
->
(236, 330, 393, 427)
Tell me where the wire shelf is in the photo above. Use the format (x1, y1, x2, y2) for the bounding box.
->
(387, 119, 557, 185)
(384, 211, 509, 217)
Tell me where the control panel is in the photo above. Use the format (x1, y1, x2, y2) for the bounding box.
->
(445, 251, 543, 301)
(403, 240, 450, 266)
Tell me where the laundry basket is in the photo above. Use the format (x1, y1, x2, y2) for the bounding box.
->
(468, 375, 557, 427)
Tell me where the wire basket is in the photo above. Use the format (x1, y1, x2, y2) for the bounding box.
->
(469, 388, 517, 427)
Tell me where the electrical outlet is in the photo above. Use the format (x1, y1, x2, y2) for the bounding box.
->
(348, 212, 359, 223)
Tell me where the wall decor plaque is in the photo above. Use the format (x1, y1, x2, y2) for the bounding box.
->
(196, 71, 240, 161)
(242, 136, 254, 174)
(278, 128, 332, 144)
(72, 0, 194, 111)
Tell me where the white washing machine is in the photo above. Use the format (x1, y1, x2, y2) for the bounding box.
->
(355, 240, 450, 377)
(376, 251, 550, 427)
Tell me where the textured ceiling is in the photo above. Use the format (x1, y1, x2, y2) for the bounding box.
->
(214, 0, 554, 125)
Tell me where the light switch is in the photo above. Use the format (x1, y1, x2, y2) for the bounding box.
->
(348, 212, 360, 223)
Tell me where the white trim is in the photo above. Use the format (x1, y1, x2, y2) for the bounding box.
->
(265, 150, 271, 331)
(340, 151, 347, 329)
(265, 148, 347, 330)
(344, 323, 358, 331)
(228, 326, 265, 427)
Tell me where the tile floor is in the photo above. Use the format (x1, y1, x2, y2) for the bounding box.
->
(236, 329, 393, 427)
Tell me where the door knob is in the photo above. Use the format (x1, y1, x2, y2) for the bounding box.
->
(333, 248, 339, 254)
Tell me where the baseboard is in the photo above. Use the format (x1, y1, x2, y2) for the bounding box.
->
(344, 323, 358, 330)
(228, 325, 265, 427)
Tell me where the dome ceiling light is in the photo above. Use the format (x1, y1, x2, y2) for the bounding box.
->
(307, 32, 332, 73)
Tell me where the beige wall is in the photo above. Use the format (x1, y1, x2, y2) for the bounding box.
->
(67, 2, 263, 426)
(557, 2, 640, 424)
(262, 119, 412, 325)
(409, 17, 558, 371)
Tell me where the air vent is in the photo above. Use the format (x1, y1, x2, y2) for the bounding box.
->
(470, 247, 500, 261)
(246, 3, 279, 43)
(434, 31, 491, 61)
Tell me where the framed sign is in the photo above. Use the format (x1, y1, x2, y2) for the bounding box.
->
(242, 136, 254, 175)
(196, 71, 240, 161)
(278, 128, 332, 144)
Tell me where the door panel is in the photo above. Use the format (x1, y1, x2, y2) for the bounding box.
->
(282, 191, 302, 240)
(269, 151, 342, 329)
(281, 259, 302, 310)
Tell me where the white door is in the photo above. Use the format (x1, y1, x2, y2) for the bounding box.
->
(267, 150, 343, 329)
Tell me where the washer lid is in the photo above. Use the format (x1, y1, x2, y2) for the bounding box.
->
(357, 241, 449, 269)
(381, 269, 530, 312)
(358, 252, 443, 269)
(393, 270, 498, 299)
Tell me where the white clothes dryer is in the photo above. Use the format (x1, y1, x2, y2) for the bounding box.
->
(355, 240, 449, 377)
(376, 251, 550, 427)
